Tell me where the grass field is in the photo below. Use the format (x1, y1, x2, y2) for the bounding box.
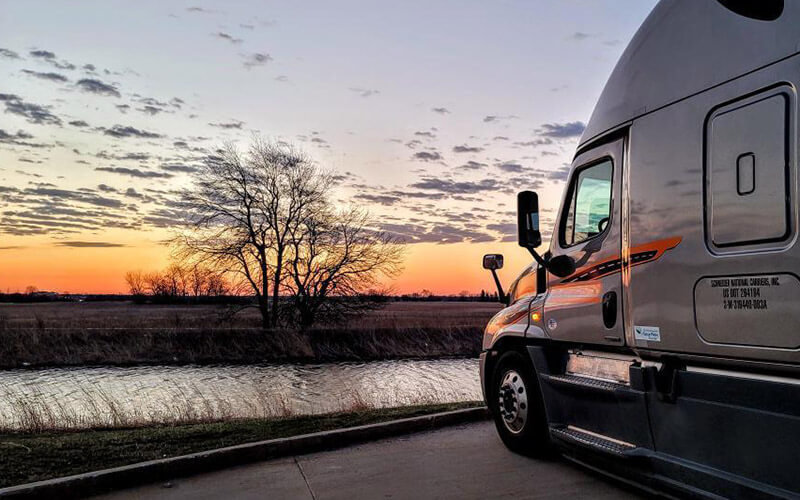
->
(0, 301, 500, 368)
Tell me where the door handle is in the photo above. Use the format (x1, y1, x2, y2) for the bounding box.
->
(602, 291, 617, 329)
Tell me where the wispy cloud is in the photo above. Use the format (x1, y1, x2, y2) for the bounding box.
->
(215, 32, 242, 44)
(0, 93, 61, 125)
(412, 151, 442, 162)
(95, 166, 173, 178)
(208, 120, 244, 129)
(0, 48, 20, 59)
(452, 144, 483, 153)
(243, 52, 272, 69)
(21, 69, 68, 82)
(349, 87, 379, 98)
(538, 121, 585, 138)
(55, 241, 125, 248)
(102, 125, 163, 139)
(76, 78, 121, 98)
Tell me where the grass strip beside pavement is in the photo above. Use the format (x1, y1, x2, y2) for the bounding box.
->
(0, 401, 483, 489)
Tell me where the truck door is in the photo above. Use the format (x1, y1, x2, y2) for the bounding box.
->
(543, 138, 625, 346)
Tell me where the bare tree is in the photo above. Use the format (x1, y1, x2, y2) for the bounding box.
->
(175, 138, 328, 328)
(124, 271, 146, 297)
(285, 207, 404, 328)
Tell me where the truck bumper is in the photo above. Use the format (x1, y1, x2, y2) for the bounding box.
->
(478, 351, 488, 404)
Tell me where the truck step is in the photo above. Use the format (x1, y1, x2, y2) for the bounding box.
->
(541, 373, 626, 392)
(550, 425, 640, 457)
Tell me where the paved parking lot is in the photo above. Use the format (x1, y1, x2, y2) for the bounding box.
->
(97, 421, 643, 499)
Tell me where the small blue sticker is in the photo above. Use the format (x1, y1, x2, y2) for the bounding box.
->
(634, 325, 661, 342)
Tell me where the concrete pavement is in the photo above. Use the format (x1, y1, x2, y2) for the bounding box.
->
(95, 421, 643, 499)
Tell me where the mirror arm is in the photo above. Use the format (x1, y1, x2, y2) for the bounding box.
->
(525, 246, 548, 269)
(489, 268, 508, 305)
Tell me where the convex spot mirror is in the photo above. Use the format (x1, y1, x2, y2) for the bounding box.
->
(547, 254, 576, 278)
(482, 254, 504, 270)
(517, 191, 542, 250)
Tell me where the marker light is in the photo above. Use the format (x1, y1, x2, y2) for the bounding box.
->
(531, 311, 541, 322)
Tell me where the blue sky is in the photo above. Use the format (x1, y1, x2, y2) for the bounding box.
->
(0, 0, 658, 293)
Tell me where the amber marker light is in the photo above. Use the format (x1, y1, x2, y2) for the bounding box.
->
(531, 311, 541, 322)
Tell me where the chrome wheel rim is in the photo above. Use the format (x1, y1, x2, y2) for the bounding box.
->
(498, 369, 528, 434)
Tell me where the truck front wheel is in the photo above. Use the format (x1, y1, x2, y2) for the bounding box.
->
(489, 350, 552, 456)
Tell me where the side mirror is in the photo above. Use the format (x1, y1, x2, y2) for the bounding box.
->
(481, 254, 508, 305)
(547, 254, 576, 278)
(482, 254, 504, 270)
(517, 191, 542, 250)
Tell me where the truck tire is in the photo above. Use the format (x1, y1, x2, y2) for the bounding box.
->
(489, 350, 552, 457)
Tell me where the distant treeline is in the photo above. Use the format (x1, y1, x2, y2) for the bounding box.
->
(0, 292, 500, 304)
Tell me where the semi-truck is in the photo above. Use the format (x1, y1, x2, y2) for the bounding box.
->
(480, 1, 800, 497)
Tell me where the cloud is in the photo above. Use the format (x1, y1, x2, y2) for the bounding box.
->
(95, 166, 172, 178)
(538, 121, 585, 138)
(380, 222, 495, 244)
(571, 32, 593, 40)
(0, 48, 20, 59)
(355, 193, 401, 206)
(28, 49, 75, 70)
(461, 161, 487, 170)
(138, 105, 162, 115)
(349, 87, 379, 98)
(548, 164, 571, 181)
(69, 120, 89, 127)
(0, 129, 48, 148)
(95, 151, 150, 161)
(483, 115, 517, 123)
(414, 131, 436, 138)
(452, 144, 483, 153)
(514, 138, 553, 147)
(54, 241, 125, 248)
(497, 162, 525, 173)
(208, 120, 243, 129)
(161, 164, 199, 173)
(412, 151, 442, 162)
(76, 78, 121, 97)
(275, 75, 289, 82)
(29, 49, 56, 60)
(22, 187, 124, 208)
(21, 69, 68, 82)
(431, 107, 450, 114)
(103, 125, 163, 139)
(215, 32, 242, 44)
(410, 177, 500, 194)
(243, 53, 272, 68)
(0, 93, 61, 125)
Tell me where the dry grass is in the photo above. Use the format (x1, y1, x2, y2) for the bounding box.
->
(0, 301, 499, 368)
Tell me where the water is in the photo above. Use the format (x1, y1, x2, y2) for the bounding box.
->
(0, 359, 481, 430)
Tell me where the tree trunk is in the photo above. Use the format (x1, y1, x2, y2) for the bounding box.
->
(271, 253, 282, 328)
(259, 247, 269, 330)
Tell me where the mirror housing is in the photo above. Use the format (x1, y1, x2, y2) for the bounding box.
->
(482, 254, 504, 270)
(517, 191, 542, 250)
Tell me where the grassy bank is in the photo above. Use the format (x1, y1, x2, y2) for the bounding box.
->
(0, 401, 482, 489)
(0, 302, 498, 368)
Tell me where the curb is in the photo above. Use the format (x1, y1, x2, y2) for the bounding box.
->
(0, 406, 490, 499)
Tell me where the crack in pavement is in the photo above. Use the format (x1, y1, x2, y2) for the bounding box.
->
(294, 456, 317, 500)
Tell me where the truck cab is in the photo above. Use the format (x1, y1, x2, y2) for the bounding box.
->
(480, 1, 800, 497)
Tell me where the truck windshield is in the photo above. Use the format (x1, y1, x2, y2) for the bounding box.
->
(563, 159, 612, 246)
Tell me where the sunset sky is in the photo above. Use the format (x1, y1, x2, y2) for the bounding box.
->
(0, 0, 657, 295)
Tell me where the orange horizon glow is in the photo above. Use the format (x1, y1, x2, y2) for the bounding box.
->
(0, 239, 535, 296)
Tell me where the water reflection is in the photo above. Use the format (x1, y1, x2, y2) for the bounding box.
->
(0, 359, 481, 430)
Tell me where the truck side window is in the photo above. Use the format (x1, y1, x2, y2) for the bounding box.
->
(561, 159, 612, 246)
